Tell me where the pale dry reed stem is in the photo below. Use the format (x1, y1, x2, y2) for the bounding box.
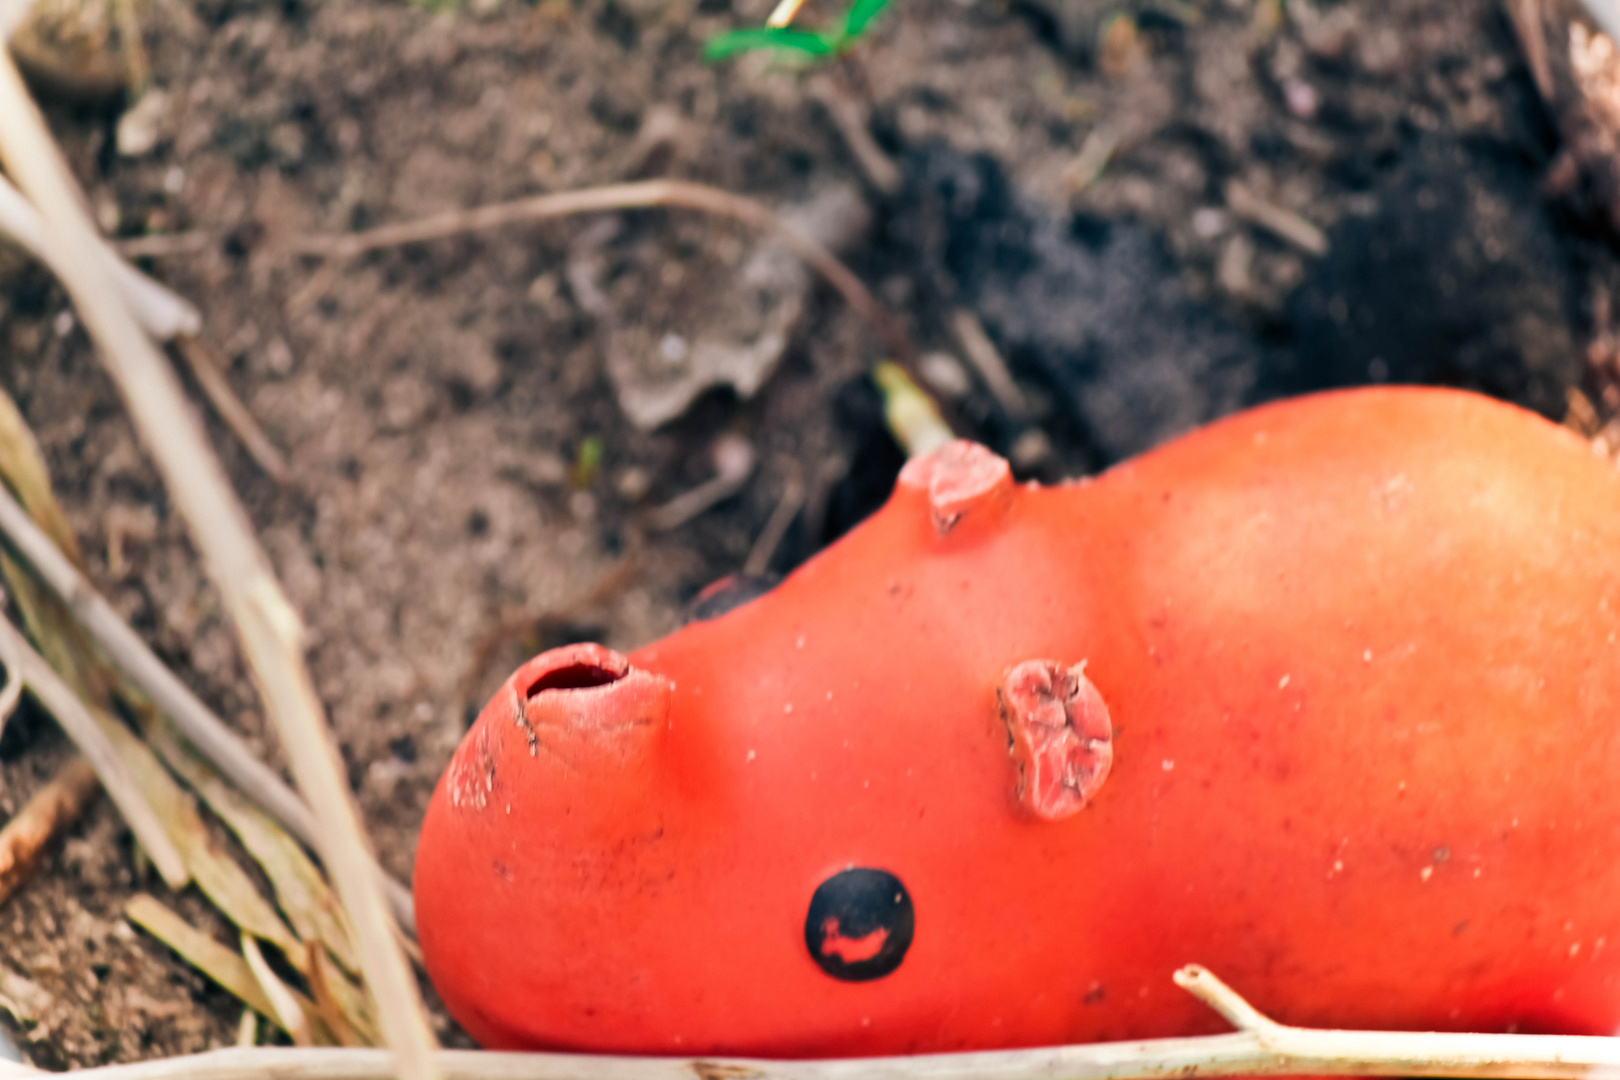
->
(0, 45, 435, 1080)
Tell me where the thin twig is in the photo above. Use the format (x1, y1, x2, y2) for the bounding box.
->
(0, 756, 99, 904)
(13, 964, 1620, 1080)
(0, 612, 185, 883)
(1172, 965, 1283, 1034)
(766, 0, 808, 27)
(109, 0, 148, 94)
(286, 179, 916, 366)
(0, 476, 417, 932)
(0, 172, 200, 341)
(1510, 0, 1554, 98)
(0, 45, 435, 1080)
(115, 232, 214, 258)
(0, 0, 29, 41)
(1224, 179, 1329, 257)
(0, 654, 21, 734)
(742, 468, 804, 577)
(242, 934, 312, 1046)
(809, 78, 902, 196)
(949, 309, 1027, 419)
(645, 434, 756, 532)
(171, 336, 291, 483)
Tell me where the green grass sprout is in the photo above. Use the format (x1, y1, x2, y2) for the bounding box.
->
(704, 0, 895, 63)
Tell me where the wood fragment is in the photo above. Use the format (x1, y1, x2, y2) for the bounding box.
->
(1066, 124, 1119, 192)
(873, 361, 953, 457)
(0, 756, 99, 905)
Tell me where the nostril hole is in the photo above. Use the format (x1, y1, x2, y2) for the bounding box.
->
(526, 663, 625, 697)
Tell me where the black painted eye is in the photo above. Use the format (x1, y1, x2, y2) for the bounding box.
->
(804, 867, 914, 981)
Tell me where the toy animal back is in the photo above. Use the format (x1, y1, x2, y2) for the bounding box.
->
(414, 387, 1620, 1056)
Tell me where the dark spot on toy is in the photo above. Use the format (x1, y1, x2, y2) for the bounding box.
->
(805, 868, 914, 981)
(684, 574, 780, 624)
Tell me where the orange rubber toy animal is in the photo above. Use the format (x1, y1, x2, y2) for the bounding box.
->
(414, 387, 1620, 1056)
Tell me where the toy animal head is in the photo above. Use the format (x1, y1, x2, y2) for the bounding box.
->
(415, 389, 1620, 1056)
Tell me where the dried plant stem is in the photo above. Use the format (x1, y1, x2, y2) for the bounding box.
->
(765, 0, 808, 27)
(0, 756, 99, 904)
(0, 471, 416, 932)
(7, 965, 1620, 1080)
(0, 46, 434, 1080)
(171, 336, 291, 483)
(0, 0, 30, 40)
(949, 309, 1027, 420)
(0, 172, 200, 341)
(743, 469, 804, 577)
(0, 657, 21, 732)
(1581, 0, 1620, 44)
(1224, 180, 1328, 257)
(288, 179, 916, 365)
(0, 613, 185, 883)
(808, 78, 902, 195)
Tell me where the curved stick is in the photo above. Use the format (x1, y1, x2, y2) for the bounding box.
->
(287, 178, 916, 366)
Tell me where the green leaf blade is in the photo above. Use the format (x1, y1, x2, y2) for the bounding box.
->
(842, 0, 893, 38)
(703, 27, 837, 61)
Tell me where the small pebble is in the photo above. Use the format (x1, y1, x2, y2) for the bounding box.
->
(918, 352, 972, 400)
(1009, 429, 1052, 471)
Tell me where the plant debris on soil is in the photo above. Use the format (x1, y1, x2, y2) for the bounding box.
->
(0, 0, 1615, 1065)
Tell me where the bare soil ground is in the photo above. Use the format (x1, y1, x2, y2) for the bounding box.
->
(0, 0, 1610, 1064)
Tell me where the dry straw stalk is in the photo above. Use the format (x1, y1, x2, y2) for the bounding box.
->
(0, 41, 435, 1080)
(1, 966, 1617, 1080)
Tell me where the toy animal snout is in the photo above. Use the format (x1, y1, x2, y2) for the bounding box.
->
(508, 642, 672, 766)
(436, 642, 671, 819)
